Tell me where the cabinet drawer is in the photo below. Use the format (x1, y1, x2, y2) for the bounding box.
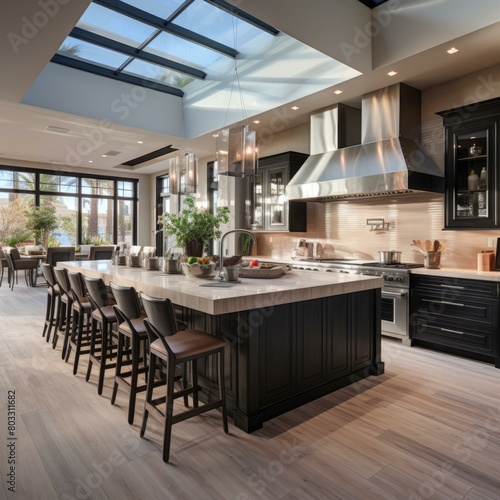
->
(412, 317, 494, 355)
(411, 275, 499, 298)
(412, 290, 498, 327)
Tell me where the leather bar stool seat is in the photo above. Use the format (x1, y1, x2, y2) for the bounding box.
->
(65, 272, 93, 375)
(84, 276, 118, 395)
(140, 293, 228, 463)
(109, 282, 151, 424)
(40, 264, 61, 342)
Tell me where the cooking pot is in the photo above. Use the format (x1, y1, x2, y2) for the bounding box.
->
(378, 250, 402, 264)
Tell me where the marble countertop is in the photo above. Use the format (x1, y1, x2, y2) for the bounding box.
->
(410, 267, 500, 282)
(60, 260, 383, 316)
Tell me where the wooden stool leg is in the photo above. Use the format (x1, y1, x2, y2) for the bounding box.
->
(191, 359, 199, 408)
(140, 352, 157, 438)
(163, 359, 176, 463)
(97, 322, 109, 395)
(219, 349, 228, 434)
(127, 335, 140, 424)
(42, 292, 51, 338)
(111, 331, 124, 405)
(86, 318, 97, 382)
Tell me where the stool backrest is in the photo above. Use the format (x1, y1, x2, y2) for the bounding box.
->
(140, 293, 178, 339)
(53, 267, 71, 294)
(109, 282, 142, 321)
(41, 263, 57, 287)
(67, 272, 87, 300)
(84, 276, 109, 308)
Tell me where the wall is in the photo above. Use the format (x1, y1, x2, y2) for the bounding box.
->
(255, 64, 500, 269)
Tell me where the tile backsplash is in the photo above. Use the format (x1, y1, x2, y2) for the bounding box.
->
(255, 193, 500, 269)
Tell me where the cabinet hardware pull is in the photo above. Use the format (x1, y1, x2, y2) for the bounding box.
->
(440, 300, 465, 307)
(381, 291, 407, 298)
(440, 284, 465, 289)
(440, 327, 464, 335)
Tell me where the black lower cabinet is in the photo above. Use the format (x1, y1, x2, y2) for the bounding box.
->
(180, 289, 383, 432)
(410, 274, 500, 368)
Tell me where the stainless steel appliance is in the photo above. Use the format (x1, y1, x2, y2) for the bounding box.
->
(291, 259, 423, 344)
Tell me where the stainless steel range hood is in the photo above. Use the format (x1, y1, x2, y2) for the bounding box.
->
(286, 83, 444, 201)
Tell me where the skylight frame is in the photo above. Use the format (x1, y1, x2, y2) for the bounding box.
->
(52, 0, 273, 97)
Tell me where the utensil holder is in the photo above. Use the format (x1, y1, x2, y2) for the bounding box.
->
(424, 251, 441, 269)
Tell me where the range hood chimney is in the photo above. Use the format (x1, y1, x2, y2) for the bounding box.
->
(286, 83, 444, 201)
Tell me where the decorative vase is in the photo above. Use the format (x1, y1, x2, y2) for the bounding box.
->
(184, 240, 204, 257)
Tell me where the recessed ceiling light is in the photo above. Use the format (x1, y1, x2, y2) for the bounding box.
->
(137, 140, 143, 144)
(291, 106, 299, 111)
(334, 90, 343, 95)
(101, 154, 107, 158)
(387, 71, 398, 77)
(253, 120, 260, 124)
(88, 160, 93, 163)
(447, 47, 459, 54)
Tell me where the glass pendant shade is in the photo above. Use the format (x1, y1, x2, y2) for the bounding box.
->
(216, 124, 256, 177)
(168, 153, 197, 194)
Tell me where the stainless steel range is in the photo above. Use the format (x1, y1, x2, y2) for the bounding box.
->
(291, 259, 423, 344)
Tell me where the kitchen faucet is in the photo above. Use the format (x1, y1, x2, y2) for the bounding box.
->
(219, 229, 256, 280)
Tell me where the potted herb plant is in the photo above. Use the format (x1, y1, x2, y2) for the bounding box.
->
(158, 195, 230, 257)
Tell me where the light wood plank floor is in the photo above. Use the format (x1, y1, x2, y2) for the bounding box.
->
(1, 281, 500, 499)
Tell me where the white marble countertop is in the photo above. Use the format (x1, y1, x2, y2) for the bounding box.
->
(60, 260, 383, 316)
(411, 267, 500, 282)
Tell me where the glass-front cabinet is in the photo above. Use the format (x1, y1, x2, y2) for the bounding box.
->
(439, 99, 500, 229)
(246, 152, 308, 232)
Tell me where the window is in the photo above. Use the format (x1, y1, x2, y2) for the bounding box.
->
(0, 165, 137, 247)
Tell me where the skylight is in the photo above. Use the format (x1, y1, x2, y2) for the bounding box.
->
(43, 0, 361, 139)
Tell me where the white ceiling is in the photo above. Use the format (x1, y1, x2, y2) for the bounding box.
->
(1, 0, 500, 175)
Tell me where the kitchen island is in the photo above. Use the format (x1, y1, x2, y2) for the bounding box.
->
(61, 260, 384, 432)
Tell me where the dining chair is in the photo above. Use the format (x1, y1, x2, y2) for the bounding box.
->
(141, 246, 156, 256)
(140, 293, 228, 462)
(88, 245, 115, 260)
(4, 249, 39, 290)
(0, 249, 9, 287)
(46, 246, 76, 267)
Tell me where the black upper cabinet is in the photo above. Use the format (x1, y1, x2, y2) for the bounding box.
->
(438, 98, 500, 229)
(246, 151, 308, 232)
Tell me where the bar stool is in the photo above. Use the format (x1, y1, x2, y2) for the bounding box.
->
(84, 276, 118, 395)
(65, 272, 93, 375)
(109, 282, 150, 424)
(52, 267, 74, 359)
(140, 293, 228, 463)
(40, 264, 61, 342)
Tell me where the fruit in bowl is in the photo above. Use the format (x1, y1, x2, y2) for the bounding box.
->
(182, 257, 216, 278)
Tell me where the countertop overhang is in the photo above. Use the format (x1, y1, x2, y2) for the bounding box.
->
(411, 267, 500, 282)
(60, 260, 383, 316)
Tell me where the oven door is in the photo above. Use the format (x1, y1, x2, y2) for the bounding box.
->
(380, 286, 408, 339)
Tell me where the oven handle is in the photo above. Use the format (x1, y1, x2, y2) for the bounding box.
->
(381, 290, 407, 298)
